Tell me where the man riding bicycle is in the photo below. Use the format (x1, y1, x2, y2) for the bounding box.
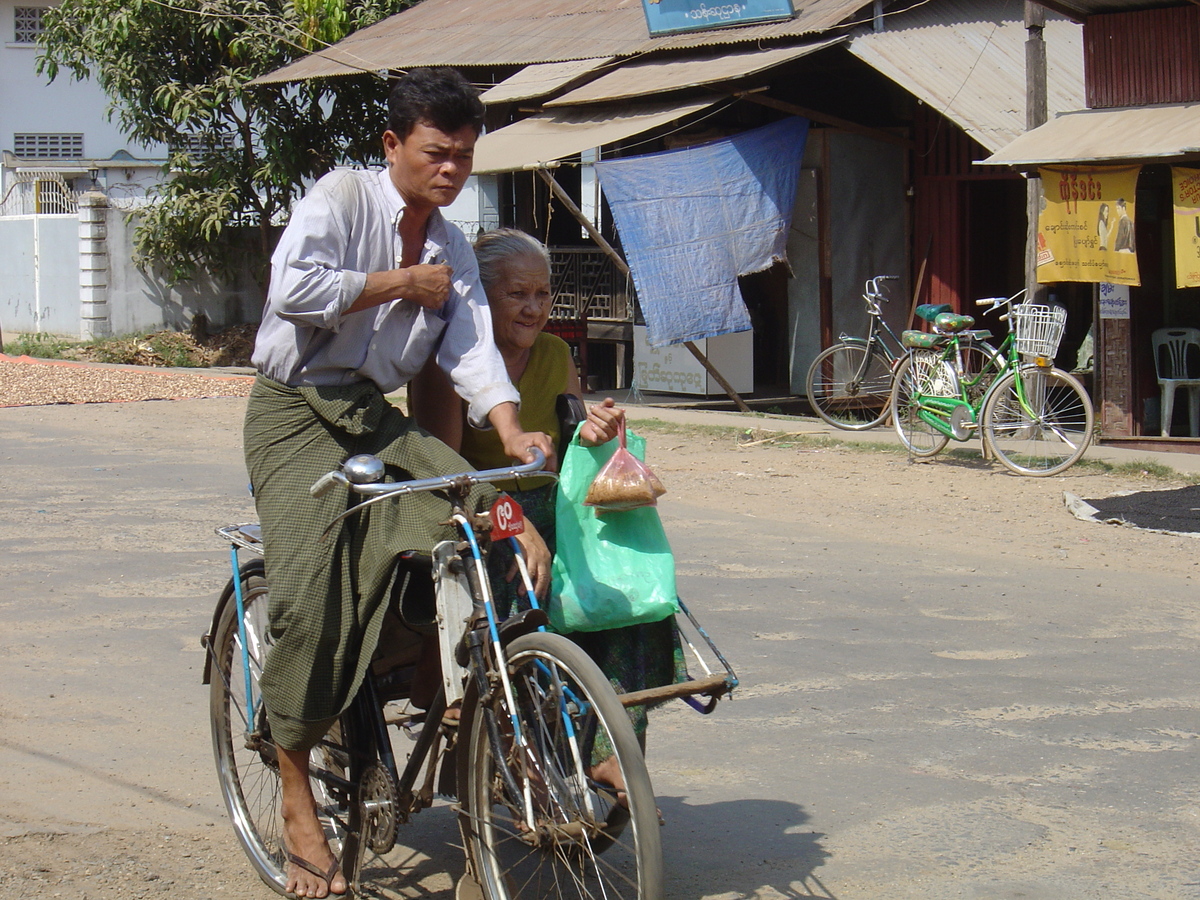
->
(243, 68, 553, 898)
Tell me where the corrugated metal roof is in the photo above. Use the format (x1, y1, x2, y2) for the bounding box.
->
(981, 101, 1200, 165)
(480, 58, 613, 104)
(847, 0, 1084, 153)
(254, 0, 873, 85)
(543, 38, 843, 106)
(472, 96, 722, 174)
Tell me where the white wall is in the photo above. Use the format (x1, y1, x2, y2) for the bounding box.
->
(0, 203, 264, 338)
(0, 0, 165, 196)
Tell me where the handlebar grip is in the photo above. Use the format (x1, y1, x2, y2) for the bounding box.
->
(310, 471, 341, 498)
(976, 297, 1005, 306)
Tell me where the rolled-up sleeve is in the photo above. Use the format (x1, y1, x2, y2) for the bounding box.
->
(269, 177, 365, 332)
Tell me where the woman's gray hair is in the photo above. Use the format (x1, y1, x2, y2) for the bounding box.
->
(474, 228, 551, 294)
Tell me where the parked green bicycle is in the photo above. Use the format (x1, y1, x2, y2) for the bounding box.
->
(805, 276, 1000, 431)
(889, 291, 1095, 476)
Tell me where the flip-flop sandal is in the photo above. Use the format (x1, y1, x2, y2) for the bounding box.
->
(592, 783, 666, 826)
(288, 852, 346, 897)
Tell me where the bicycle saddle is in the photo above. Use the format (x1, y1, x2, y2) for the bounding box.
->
(933, 312, 976, 334)
(915, 303, 952, 322)
(556, 393, 586, 459)
(901, 330, 951, 350)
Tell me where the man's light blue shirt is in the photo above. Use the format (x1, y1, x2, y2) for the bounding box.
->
(252, 168, 518, 428)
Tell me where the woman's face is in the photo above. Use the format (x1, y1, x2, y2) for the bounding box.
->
(487, 253, 553, 354)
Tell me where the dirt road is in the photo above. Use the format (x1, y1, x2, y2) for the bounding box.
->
(2, 394, 1198, 898)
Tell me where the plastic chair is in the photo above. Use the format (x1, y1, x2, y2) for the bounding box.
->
(1152, 327, 1200, 437)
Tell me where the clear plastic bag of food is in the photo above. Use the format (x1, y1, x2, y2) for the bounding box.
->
(583, 418, 667, 511)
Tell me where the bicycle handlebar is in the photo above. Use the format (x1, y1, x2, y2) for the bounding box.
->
(863, 275, 900, 317)
(312, 449, 554, 540)
(311, 448, 553, 499)
(975, 289, 1029, 321)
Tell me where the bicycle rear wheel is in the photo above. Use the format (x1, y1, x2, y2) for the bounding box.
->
(889, 352, 953, 457)
(981, 366, 1094, 476)
(805, 342, 893, 430)
(208, 562, 358, 896)
(460, 632, 662, 900)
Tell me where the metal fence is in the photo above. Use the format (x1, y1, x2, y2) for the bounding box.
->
(0, 171, 81, 217)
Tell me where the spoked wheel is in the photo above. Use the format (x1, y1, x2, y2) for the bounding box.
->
(981, 365, 1095, 476)
(460, 632, 662, 900)
(889, 352, 954, 457)
(208, 562, 359, 896)
(805, 343, 893, 430)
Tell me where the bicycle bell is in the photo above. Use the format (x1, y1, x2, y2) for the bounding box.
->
(344, 454, 386, 484)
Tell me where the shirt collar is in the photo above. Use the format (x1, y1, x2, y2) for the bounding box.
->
(377, 168, 448, 258)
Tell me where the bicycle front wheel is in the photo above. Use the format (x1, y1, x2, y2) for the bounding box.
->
(208, 563, 356, 896)
(889, 352, 953, 457)
(460, 632, 663, 900)
(805, 342, 893, 430)
(981, 366, 1094, 476)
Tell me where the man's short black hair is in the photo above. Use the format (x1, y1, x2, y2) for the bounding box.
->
(387, 68, 485, 140)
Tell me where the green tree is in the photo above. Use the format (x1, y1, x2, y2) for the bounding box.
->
(39, 0, 413, 287)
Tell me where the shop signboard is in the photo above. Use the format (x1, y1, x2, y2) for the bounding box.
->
(641, 0, 794, 36)
(1036, 166, 1141, 287)
(1172, 167, 1200, 288)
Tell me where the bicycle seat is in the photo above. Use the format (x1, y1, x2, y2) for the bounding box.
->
(933, 312, 975, 334)
(915, 303, 952, 322)
(964, 329, 994, 342)
(902, 329, 951, 350)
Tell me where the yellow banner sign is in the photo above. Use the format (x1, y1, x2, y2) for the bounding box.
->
(1173, 167, 1200, 288)
(1036, 166, 1141, 286)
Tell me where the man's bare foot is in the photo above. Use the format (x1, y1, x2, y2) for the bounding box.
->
(278, 746, 347, 898)
(282, 804, 347, 898)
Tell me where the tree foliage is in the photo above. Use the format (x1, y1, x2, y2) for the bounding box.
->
(39, 0, 414, 286)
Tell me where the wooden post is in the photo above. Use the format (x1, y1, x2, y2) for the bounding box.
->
(536, 167, 629, 279)
(536, 166, 753, 413)
(1025, 1, 1048, 303)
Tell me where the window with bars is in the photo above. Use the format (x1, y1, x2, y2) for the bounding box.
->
(14, 133, 84, 159)
(13, 6, 46, 43)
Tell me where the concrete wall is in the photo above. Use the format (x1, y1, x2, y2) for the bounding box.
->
(1, 203, 265, 338)
(104, 207, 265, 335)
(0, 213, 78, 333)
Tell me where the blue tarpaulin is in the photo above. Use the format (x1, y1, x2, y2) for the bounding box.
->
(595, 116, 808, 347)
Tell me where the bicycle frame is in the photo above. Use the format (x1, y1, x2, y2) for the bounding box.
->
(899, 292, 1030, 441)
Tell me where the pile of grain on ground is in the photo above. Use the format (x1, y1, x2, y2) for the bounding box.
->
(0, 359, 253, 407)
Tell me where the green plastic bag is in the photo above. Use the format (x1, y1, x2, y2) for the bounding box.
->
(548, 426, 679, 633)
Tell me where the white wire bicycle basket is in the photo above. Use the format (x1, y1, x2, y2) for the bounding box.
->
(1011, 303, 1067, 359)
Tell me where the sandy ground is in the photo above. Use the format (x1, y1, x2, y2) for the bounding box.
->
(2, 380, 1199, 898)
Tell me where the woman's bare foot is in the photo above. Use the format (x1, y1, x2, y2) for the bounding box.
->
(587, 754, 627, 807)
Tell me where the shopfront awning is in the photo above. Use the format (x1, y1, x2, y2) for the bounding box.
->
(982, 102, 1200, 167)
(479, 59, 613, 105)
(471, 97, 721, 174)
(847, 0, 1084, 153)
(543, 39, 842, 107)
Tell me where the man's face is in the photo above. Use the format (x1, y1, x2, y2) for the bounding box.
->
(383, 120, 477, 212)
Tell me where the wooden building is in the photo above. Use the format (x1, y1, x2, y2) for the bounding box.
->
(986, 1, 1200, 449)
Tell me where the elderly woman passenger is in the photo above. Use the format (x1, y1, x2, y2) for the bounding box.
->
(410, 228, 685, 790)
